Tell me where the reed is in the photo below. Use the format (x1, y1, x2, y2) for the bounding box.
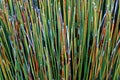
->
(0, 0, 119, 80)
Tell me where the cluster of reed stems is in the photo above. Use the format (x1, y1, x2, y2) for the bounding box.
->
(0, 0, 120, 80)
